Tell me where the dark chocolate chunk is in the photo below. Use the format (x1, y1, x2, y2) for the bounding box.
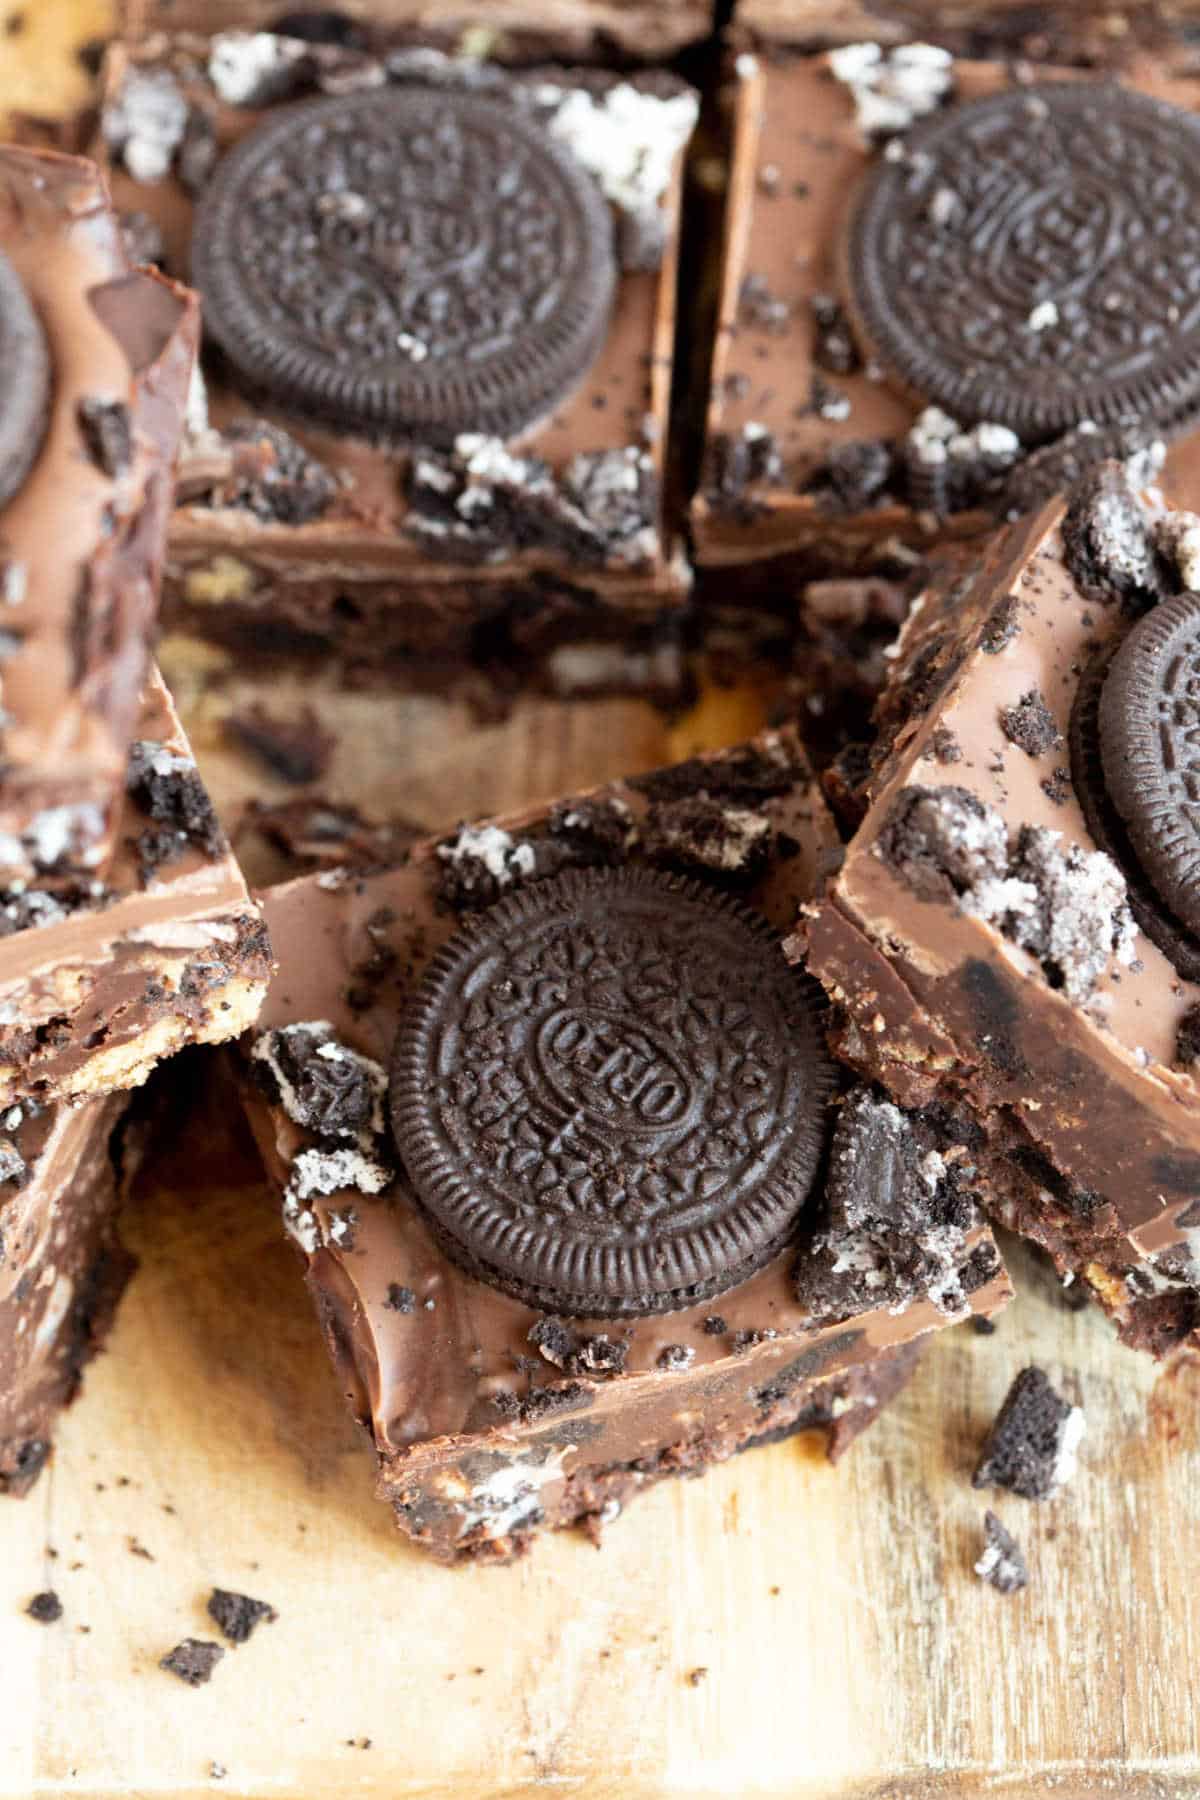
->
(25, 1590, 63, 1623)
(191, 88, 616, 445)
(1069, 640, 1200, 979)
(76, 399, 133, 479)
(847, 85, 1200, 440)
(206, 1587, 278, 1644)
(0, 247, 50, 508)
(160, 1639, 225, 1686)
(793, 1087, 982, 1322)
(1099, 592, 1200, 938)
(972, 1366, 1083, 1501)
(974, 1510, 1029, 1593)
(999, 689, 1062, 758)
(390, 867, 835, 1318)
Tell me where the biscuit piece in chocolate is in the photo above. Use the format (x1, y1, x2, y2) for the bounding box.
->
(1100, 592, 1200, 939)
(191, 88, 617, 446)
(974, 1510, 1028, 1593)
(0, 249, 50, 509)
(972, 1366, 1083, 1500)
(391, 867, 835, 1318)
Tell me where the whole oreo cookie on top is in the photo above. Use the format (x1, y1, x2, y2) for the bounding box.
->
(389, 866, 835, 1318)
(1098, 592, 1200, 942)
(0, 248, 50, 510)
(1069, 641, 1200, 980)
(190, 87, 617, 447)
(844, 83, 1200, 443)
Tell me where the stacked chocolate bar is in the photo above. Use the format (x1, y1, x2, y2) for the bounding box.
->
(0, 146, 272, 1493)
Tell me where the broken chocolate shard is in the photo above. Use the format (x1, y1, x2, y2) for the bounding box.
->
(206, 1587, 278, 1644)
(160, 1638, 225, 1686)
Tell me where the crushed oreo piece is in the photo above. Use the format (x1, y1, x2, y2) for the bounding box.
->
(657, 1344, 695, 1371)
(704, 425, 783, 515)
(1063, 465, 1167, 611)
(384, 1284, 416, 1313)
(1040, 767, 1071, 806)
(207, 1588, 277, 1645)
(998, 424, 1161, 520)
(979, 595, 1021, 654)
(974, 1510, 1029, 1593)
(828, 41, 954, 140)
(436, 823, 535, 910)
(645, 797, 772, 882)
(702, 1315, 727, 1336)
(77, 400, 133, 479)
(251, 1021, 383, 1140)
(218, 420, 338, 525)
(931, 727, 962, 764)
(810, 292, 861, 375)
(0, 1137, 26, 1187)
(223, 703, 334, 786)
(901, 408, 1019, 516)
(805, 438, 895, 515)
(160, 1639, 225, 1687)
(881, 787, 1136, 1003)
(793, 1087, 983, 1322)
(25, 1591, 63, 1624)
(126, 740, 224, 871)
(739, 273, 790, 333)
(972, 1366, 1084, 1500)
(102, 66, 188, 182)
(999, 689, 1062, 758)
(528, 1318, 629, 1378)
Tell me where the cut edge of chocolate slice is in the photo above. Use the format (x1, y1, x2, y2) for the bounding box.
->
(1099, 592, 1200, 942)
(1069, 635, 1200, 980)
(0, 248, 51, 510)
(191, 86, 618, 449)
(843, 82, 1200, 442)
(390, 865, 836, 1318)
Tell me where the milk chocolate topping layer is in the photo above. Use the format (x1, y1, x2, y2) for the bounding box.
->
(0, 148, 198, 882)
(390, 867, 835, 1317)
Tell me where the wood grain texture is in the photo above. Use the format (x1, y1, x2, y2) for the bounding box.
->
(5, 9, 1200, 1796)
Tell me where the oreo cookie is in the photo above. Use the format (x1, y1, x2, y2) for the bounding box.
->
(389, 867, 835, 1318)
(0, 248, 50, 510)
(1098, 593, 1200, 941)
(1068, 639, 1200, 979)
(845, 84, 1200, 442)
(191, 88, 617, 447)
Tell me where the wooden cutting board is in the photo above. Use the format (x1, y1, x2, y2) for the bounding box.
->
(5, 7, 1200, 1795)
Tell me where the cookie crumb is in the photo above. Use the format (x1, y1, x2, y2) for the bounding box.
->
(160, 1639, 225, 1687)
(686, 1666, 709, 1687)
(974, 1510, 1029, 1593)
(207, 1588, 278, 1645)
(999, 689, 1062, 758)
(973, 1366, 1084, 1500)
(25, 1590, 62, 1624)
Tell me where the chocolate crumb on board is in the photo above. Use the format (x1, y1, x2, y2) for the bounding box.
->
(972, 1367, 1084, 1501)
(686, 1667, 709, 1687)
(974, 1510, 1029, 1594)
(160, 1638, 225, 1686)
(25, 1590, 63, 1623)
(207, 1588, 278, 1645)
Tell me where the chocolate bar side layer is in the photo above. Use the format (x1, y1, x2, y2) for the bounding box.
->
(0, 666, 272, 1109)
(239, 729, 1010, 1561)
(733, 0, 1193, 64)
(122, 2, 712, 62)
(0, 1095, 132, 1496)
(0, 148, 198, 885)
(801, 494, 1200, 1354)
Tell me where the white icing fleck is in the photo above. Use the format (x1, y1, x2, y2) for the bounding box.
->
(1026, 300, 1059, 332)
(455, 1451, 570, 1539)
(281, 1194, 321, 1255)
(536, 81, 698, 222)
(23, 804, 105, 873)
(926, 186, 959, 227)
(208, 31, 306, 106)
(438, 823, 528, 889)
(395, 332, 429, 362)
(1052, 1405, 1086, 1491)
(103, 67, 188, 182)
(289, 1145, 392, 1202)
(1, 562, 26, 606)
(830, 41, 953, 138)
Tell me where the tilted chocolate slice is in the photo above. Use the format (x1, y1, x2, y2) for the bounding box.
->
(238, 728, 1010, 1563)
(803, 465, 1200, 1361)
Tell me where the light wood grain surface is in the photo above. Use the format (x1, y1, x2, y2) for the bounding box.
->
(5, 8, 1200, 1796)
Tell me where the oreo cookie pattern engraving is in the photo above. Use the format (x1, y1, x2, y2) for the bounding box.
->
(0, 247, 50, 510)
(191, 88, 616, 446)
(390, 867, 834, 1318)
(1099, 592, 1200, 940)
(846, 84, 1200, 441)
(1069, 641, 1200, 980)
